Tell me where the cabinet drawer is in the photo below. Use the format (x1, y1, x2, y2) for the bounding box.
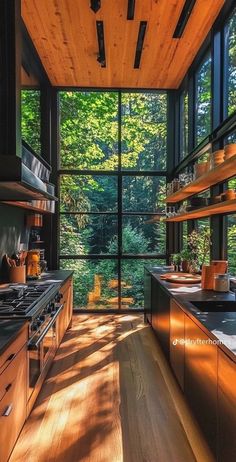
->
(218, 350, 236, 462)
(0, 346, 27, 462)
(0, 324, 28, 375)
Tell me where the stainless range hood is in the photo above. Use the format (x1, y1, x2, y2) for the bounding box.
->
(0, 145, 57, 202)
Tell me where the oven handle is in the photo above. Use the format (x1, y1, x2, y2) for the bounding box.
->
(28, 303, 64, 350)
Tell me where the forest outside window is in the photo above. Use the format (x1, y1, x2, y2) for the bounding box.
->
(21, 89, 41, 155)
(195, 53, 212, 145)
(59, 92, 119, 170)
(224, 9, 236, 117)
(59, 91, 167, 309)
(121, 93, 167, 171)
(180, 90, 189, 159)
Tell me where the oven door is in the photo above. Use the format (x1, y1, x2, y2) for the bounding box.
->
(28, 304, 64, 398)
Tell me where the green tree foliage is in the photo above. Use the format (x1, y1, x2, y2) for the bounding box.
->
(226, 10, 236, 116)
(21, 90, 41, 155)
(196, 54, 212, 144)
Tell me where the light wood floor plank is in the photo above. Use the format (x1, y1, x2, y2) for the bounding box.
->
(10, 315, 213, 462)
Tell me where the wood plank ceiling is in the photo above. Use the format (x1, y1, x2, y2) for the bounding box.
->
(22, 0, 225, 89)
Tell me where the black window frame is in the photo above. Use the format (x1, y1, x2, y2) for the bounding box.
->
(57, 89, 168, 311)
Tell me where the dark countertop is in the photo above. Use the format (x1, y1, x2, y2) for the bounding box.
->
(0, 319, 28, 356)
(146, 266, 236, 363)
(39, 270, 73, 286)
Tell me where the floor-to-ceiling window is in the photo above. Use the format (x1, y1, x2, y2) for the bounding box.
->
(224, 8, 236, 117)
(180, 89, 189, 159)
(58, 91, 167, 309)
(195, 53, 212, 145)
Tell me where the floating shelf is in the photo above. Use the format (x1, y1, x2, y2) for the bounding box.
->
(1, 201, 55, 214)
(165, 199, 236, 222)
(165, 154, 236, 204)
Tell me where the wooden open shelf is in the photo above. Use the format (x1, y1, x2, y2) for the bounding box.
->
(1, 201, 55, 213)
(164, 199, 236, 222)
(165, 154, 236, 203)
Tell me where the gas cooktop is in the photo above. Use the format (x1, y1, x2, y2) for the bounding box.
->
(0, 283, 60, 318)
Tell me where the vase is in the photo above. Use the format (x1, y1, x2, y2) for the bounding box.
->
(181, 260, 190, 273)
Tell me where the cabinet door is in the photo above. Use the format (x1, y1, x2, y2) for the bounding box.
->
(151, 281, 170, 360)
(57, 277, 73, 346)
(144, 269, 152, 324)
(185, 315, 218, 457)
(151, 279, 159, 332)
(170, 299, 185, 390)
(218, 350, 236, 462)
(0, 345, 27, 462)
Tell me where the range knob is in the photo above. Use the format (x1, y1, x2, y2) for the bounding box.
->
(31, 322, 38, 331)
(55, 293, 63, 303)
(40, 314, 46, 322)
(47, 303, 54, 313)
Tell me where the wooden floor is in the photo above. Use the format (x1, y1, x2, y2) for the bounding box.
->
(10, 315, 214, 462)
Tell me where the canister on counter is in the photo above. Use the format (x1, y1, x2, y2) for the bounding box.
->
(213, 274, 230, 292)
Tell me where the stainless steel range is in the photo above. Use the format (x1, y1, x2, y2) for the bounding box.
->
(0, 282, 64, 400)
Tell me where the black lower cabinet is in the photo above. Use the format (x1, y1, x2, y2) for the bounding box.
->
(170, 299, 185, 391)
(144, 269, 152, 324)
(218, 349, 236, 462)
(151, 280, 170, 360)
(185, 315, 218, 457)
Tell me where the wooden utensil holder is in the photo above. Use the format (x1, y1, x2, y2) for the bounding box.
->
(9, 266, 26, 284)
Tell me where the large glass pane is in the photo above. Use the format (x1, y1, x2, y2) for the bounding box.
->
(122, 216, 166, 254)
(121, 93, 167, 170)
(60, 92, 118, 169)
(225, 10, 236, 117)
(60, 259, 118, 309)
(122, 176, 166, 212)
(227, 215, 236, 274)
(60, 214, 118, 255)
(196, 54, 212, 145)
(121, 259, 166, 308)
(60, 175, 118, 212)
(180, 90, 189, 159)
(21, 90, 41, 155)
(195, 218, 211, 265)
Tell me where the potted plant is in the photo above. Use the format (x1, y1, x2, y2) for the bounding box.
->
(171, 253, 182, 272)
(180, 248, 192, 272)
(187, 228, 212, 273)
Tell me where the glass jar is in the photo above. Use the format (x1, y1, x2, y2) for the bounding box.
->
(213, 274, 230, 292)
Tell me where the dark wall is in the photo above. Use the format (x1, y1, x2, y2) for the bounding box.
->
(0, 204, 29, 278)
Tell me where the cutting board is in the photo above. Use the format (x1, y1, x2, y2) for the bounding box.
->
(160, 273, 201, 284)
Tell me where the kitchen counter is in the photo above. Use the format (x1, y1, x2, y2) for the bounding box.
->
(39, 270, 73, 286)
(147, 266, 236, 362)
(0, 319, 28, 356)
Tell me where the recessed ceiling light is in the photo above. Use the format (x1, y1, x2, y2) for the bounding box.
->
(90, 0, 101, 13)
(173, 0, 196, 38)
(127, 0, 135, 20)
